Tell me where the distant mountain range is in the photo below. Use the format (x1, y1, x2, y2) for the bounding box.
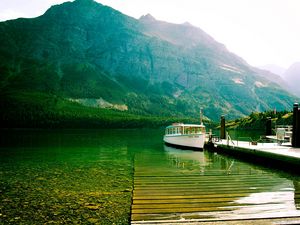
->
(0, 0, 297, 124)
(259, 63, 300, 97)
(284, 62, 300, 97)
(259, 64, 286, 77)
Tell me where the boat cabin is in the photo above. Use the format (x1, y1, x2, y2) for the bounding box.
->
(165, 123, 205, 136)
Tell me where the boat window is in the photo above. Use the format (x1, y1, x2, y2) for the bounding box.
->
(195, 127, 202, 134)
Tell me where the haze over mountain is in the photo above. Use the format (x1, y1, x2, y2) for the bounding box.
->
(0, 0, 297, 125)
(284, 62, 300, 97)
(259, 64, 286, 77)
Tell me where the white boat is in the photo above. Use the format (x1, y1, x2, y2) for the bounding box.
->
(163, 122, 206, 150)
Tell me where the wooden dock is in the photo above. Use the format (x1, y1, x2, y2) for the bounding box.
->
(130, 148, 300, 224)
(210, 139, 300, 168)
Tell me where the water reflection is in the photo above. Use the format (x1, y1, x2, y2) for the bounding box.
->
(132, 144, 300, 221)
(1, 129, 300, 223)
(164, 145, 210, 169)
(294, 180, 300, 210)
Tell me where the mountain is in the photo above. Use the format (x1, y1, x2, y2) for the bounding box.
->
(0, 0, 297, 126)
(284, 62, 300, 97)
(252, 66, 292, 93)
(258, 64, 286, 77)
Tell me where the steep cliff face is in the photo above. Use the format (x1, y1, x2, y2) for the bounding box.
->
(0, 0, 296, 120)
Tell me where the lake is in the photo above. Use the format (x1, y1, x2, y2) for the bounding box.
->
(0, 129, 300, 224)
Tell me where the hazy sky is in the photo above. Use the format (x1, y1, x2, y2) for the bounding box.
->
(1, 0, 300, 69)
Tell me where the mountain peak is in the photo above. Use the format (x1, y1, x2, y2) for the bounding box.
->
(0, 0, 296, 120)
(139, 14, 156, 22)
(74, 0, 95, 4)
(289, 61, 300, 69)
(73, 0, 101, 7)
(182, 21, 193, 27)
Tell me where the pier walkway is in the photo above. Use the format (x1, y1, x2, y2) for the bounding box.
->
(130, 147, 300, 225)
(211, 139, 300, 168)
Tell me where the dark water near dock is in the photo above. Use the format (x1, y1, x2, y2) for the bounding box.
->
(1, 129, 300, 224)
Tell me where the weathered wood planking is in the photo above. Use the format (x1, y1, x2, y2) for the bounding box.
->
(131, 151, 300, 224)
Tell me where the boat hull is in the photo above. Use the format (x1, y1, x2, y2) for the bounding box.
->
(163, 134, 205, 150)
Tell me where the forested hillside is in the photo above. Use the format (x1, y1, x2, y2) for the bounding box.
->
(0, 0, 297, 128)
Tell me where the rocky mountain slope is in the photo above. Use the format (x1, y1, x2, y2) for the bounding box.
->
(0, 0, 297, 122)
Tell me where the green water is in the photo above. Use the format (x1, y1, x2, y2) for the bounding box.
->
(0, 129, 300, 224)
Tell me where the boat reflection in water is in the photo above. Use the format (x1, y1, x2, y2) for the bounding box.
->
(132, 145, 300, 222)
(164, 145, 210, 170)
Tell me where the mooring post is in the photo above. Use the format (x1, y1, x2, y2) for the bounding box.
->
(220, 115, 226, 139)
(297, 107, 300, 147)
(292, 103, 299, 147)
(266, 117, 272, 136)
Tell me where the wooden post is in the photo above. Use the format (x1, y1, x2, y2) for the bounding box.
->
(266, 117, 272, 136)
(220, 115, 225, 139)
(292, 103, 299, 147)
(297, 108, 300, 147)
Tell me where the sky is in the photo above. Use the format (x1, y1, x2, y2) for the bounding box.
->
(0, 0, 300, 69)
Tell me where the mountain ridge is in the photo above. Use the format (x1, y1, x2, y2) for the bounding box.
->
(0, 0, 297, 125)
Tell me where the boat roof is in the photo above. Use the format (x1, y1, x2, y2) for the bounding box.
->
(166, 123, 205, 129)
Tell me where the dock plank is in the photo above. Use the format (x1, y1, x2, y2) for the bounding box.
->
(131, 148, 300, 223)
(212, 140, 300, 167)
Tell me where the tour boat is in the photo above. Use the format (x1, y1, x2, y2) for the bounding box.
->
(163, 112, 206, 150)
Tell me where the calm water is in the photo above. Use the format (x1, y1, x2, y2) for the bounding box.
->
(0, 129, 300, 224)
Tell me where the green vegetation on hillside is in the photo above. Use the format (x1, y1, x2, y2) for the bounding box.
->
(226, 110, 293, 130)
(0, 90, 210, 129)
(0, 0, 297, 122)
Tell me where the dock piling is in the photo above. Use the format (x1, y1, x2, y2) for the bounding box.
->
(220, 115, 226, 139)
(266, 117, 272, 136)
(293, 103, 300, 147)
(297, 106, 300, 147)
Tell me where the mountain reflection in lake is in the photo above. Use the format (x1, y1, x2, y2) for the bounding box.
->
(1, 129, 300, 224)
